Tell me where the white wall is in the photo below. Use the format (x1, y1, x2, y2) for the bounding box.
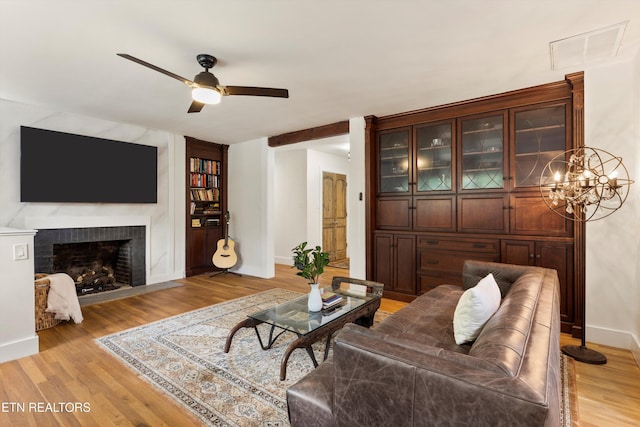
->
(305, 149, 350, 250)
(0, 228, 38, 362)
(347, 117, 367, 279)
(271, 129, 367, 279)
(584, 54, 640, 352)
(227, 137, 275, 278)
(274, 150, 308, 265)
(0, 98, 186, 284)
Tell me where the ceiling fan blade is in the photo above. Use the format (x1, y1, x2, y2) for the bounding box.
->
(187, 100, 205, 113)
(117, 53, 193, 85)
(222, 86, 289, 98)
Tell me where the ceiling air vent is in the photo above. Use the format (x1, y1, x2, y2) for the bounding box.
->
(550, 21, 627, 70)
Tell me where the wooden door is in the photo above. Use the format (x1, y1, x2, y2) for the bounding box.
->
(323, 172, 347, 261)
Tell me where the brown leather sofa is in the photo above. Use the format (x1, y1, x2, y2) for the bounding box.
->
(286, 260, 561, 426)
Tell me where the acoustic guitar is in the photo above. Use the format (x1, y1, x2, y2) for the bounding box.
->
(212, 212, 238, 269)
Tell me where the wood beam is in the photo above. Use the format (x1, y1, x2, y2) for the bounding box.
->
(268, 121, 350, 147)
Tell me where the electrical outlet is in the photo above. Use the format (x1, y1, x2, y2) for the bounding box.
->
(13, 243, 28, 260)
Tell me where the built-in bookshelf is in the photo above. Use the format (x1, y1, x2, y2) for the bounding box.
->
(185, 137, 228, 276)
(189, 157, 221, 228)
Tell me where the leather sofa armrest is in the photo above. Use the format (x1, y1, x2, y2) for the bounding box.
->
(330, 324, 549, 427)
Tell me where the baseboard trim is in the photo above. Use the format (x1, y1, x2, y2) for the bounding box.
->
(274, 256, 290, 265)
(587, 324, 633, 350)
(148, 271, 184, 284)
(0, 335, 39, 364)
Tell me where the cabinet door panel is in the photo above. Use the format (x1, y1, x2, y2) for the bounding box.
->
(460, 113, 506, 190)
(501, 240, 535, 266)
(512, 103, 568, 189)
(415, 121, 454, 192)
(538, 242, 574, 327)
(187, 228, 207, 271)
(373, 234, 393, 287)
(458, 195, 508, 233)
(394, 235, 416, 294)
(511, 193, 572, 236)
(414, 196, 456, 232)
(378, 128, 411, 194)
(377, 197, 412, 229)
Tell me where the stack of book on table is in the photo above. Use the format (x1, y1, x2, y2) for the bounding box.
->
(321, 291, 343, 310)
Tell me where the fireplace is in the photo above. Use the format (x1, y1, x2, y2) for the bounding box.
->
(34, 226, 146, 296)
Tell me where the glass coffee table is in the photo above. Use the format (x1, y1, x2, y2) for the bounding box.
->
(224, 280, 382, 381)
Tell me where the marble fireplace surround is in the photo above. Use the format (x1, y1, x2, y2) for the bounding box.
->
(26, 216, 151, 287)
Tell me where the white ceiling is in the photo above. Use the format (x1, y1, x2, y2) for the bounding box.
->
(1, 1, 639, 145)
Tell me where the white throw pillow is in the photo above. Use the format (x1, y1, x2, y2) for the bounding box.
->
(453, 273, 501, 345)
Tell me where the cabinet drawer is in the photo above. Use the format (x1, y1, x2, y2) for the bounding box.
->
(416, 236, 499, 252)
(418, 272, 462, 294)
(418, 249, 500, 273)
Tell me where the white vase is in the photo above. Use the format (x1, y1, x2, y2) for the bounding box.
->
(308, 283, 323, 312)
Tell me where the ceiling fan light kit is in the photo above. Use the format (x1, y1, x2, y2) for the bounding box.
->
(192, 87, 221, 105)
(117, 53, 289, 113)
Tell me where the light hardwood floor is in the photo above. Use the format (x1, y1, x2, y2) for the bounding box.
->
(1, 265, 638, 426)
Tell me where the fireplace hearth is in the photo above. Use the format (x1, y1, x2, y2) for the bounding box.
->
(34, 226, 146, 296)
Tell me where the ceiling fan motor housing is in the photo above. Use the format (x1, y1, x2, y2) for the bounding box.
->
(194, 71, 219, 88)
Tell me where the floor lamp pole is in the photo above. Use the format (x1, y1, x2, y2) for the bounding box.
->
(561, 258, 607, 364)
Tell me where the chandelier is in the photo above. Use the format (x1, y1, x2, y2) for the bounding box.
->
(540, 147, 633, 222)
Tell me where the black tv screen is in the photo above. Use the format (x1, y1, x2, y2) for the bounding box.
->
(20, 126, 158, 203)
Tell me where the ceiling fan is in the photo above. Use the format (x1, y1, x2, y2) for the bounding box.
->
(117, 53, 289, 113)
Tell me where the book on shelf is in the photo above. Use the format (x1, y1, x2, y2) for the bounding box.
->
(191, 218, 202, 227)
(190, 188, 219, 202)
(190, 158, 221, 175)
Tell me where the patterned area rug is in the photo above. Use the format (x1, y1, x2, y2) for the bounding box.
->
(96, 289, 578, 427)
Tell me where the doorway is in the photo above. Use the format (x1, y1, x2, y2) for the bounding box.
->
(322, 171, 347, 262)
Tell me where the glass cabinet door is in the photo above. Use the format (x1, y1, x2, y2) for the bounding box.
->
(513, 104, 566, 188)
(460, 115, 505, 190)
(415, 122, 453, 192)
(378, 129, 410, 193)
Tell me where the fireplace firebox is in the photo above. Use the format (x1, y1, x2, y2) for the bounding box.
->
(34, 226, 145, 296)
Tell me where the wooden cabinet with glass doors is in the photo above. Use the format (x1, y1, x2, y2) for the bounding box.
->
(368, 73, 584, 337)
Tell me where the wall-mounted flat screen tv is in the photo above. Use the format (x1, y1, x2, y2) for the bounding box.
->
(20, 126, 158, 203)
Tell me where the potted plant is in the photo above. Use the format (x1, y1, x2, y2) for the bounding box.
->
(292, 242, 330, 311)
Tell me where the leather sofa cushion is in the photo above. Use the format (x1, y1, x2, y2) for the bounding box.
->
(374, 285, 472, 354)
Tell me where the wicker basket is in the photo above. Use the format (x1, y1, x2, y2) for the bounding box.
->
(34, 273, 62, 331)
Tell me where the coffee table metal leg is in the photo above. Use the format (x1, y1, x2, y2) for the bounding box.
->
(254, 324, 289, 350)
(323, 333, 333, 361)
